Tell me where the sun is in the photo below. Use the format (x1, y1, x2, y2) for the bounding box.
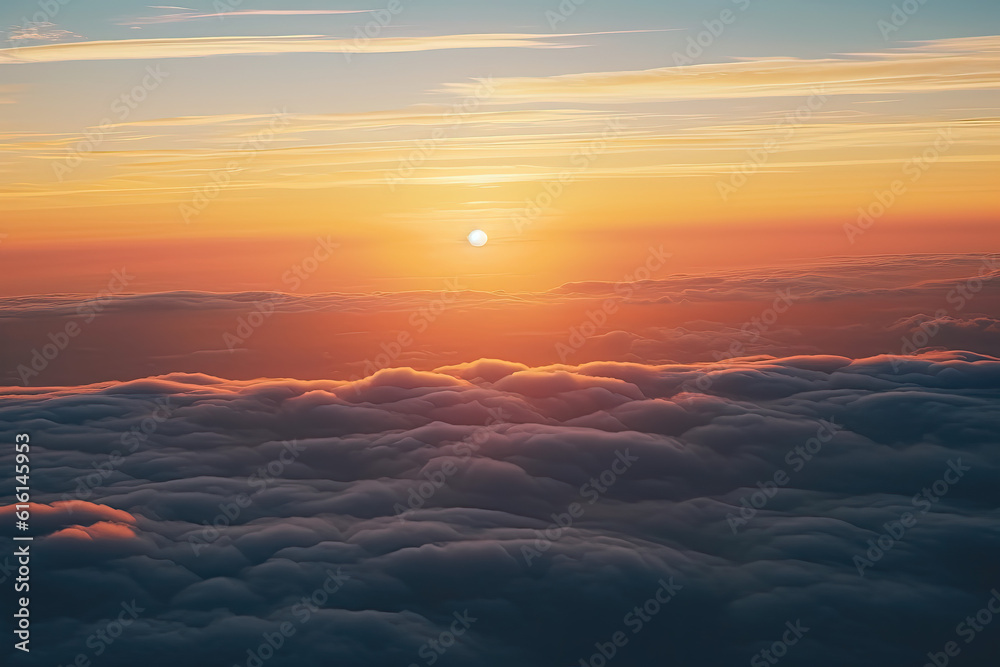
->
(467, 230, 488, 247)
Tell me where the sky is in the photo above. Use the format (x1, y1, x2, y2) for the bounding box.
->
(0, 0, 998, 295)
(2, 4, 1000, 667)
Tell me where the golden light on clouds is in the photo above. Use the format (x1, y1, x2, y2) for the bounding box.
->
(443, 36, 1000, 102)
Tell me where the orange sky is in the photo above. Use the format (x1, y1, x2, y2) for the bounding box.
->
(1, 29, 998, 295)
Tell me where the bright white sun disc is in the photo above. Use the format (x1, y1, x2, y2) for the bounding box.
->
(467, 229, 488, 247)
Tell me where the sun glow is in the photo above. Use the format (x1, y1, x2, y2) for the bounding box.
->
(468, 229, 488, 247)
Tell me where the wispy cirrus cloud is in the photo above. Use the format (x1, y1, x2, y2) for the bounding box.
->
(442, 35, 1000, 103)
(0, 30, 657, 64)
(6, 21, 81, 44)
(119, 8, 374, 27)
(0, 114, 996, 206)
(105, 107, 616, 131)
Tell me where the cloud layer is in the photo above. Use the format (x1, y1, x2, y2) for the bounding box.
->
(2, 352, 999, 665)
(0, 31, 636, 64)
(3, 253, 998, 386)
(444, 36, 1000, 102)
